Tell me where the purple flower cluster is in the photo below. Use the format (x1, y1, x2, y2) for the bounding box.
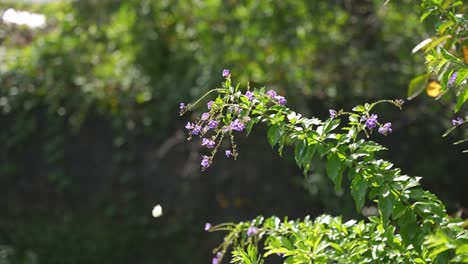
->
(202, 138, 216, 149)
(448, 72, 458, 86)
(247, 226, 259, 236)
(204, 223, 212, 231)
(365, 114, 378, 129)
(201, 155, 211, 169)
(225, 150, 232, 157)
(222, 69, 230, 78)
(230, 119, 245, 132)
(245, 91, 254, 101)
(378, 122, 392, 135)
(186, 122, 202, 135)
(266, 90, 277, 97)
(266, 90, 286, 105)
(179, 103, 185, 112)
(452, 117, 463, 126)
(208, 120, 219, 129)
(360, 114, 393, 136)
(207, 101, 214, 110)
(212, 252, 222, 264)
(275, 95, 287, 105)
(201, 112, 210, 121)
(329, 109, 337, 118)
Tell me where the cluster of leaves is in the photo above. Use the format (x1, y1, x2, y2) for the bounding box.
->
(408, 0, 468, 149)
(183, 75, 468, 263)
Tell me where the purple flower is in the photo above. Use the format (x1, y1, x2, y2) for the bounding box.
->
(266, 90, 277, 98)
(378, 122, 392, 135)
(208, 120, 219, 129)
(202, 138, 216, 149)
(230, 119, 245, 132)
(185, 122, 194, 130)
(275, 95, 287, 105)
(360, 116, 367, 122)
(452, 117, 463, 126)
(245, 91, 254, 101)
(448, 72, 458, 86)
(207, 101, 214, 110)
(201, 155, 211, 169)
(179, 103, 185, 112)
(329, 109, 337, 118)
(247, 226, 259, 236)
(201, 112, 210, 121)
(222, 69, 230, 78)
(204, 223, 212, 231)
(212, 252, 222, 264)
(225, 150, 232, 157)
(365, 114, 378, 129)
(191, 125, 202, 135)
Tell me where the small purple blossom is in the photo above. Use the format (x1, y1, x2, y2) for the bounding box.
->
(245, 91, 254, 101)
(275, 95, 287, 105)
(208, 120, 219, 129)
(191, 125, 202, 135)
(452, 117, 463, 126)
(222, 69, 230, 78)
(212, 252, 222, 264)
(204, 223, 212, 231)
(201, 112, 210, 121)
(185, 122, 194, 130)
(179, 103, 185, 112)
(329, 109, 337, 118)
(365, 114, 378, 129)
(448, 72, 458, 86)
(378, 122, 392, 135)
(207, 101, 214, 110)
(201, 155, 211, 169)
(247, 226, 259, 236)
(266, 90, 277, 98)
(230, 119, 245, 132)
(225, 150, 232, 157)
(360, 116, 367, 122)
(202, 138, 216, 149)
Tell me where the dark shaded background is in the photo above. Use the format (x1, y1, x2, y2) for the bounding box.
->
(0, 0, 466, 263)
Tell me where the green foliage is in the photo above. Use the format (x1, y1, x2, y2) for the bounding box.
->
(184, 75, 467, 263)
(409, 0, 468, 149)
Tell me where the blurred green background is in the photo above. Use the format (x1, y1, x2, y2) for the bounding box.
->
(0, 0, 466, 263)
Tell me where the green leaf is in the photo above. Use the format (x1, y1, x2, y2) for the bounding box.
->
(352, 105, 366, 112)
(455, 87, 468, 112)
(392, 203, 408, 220)
(267, 125, 281, 147)
(327, 153, 343, 192)
(398, 209, 418, 244)
(294, 140, 306, 167)
(379, 192, 394, 225)
(440, 48, 464, 66)
(408, 74, 428, 100)
(423, 35, 451, 52)
(456, 68, 468, 85)
(350, 172, 367, 212)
